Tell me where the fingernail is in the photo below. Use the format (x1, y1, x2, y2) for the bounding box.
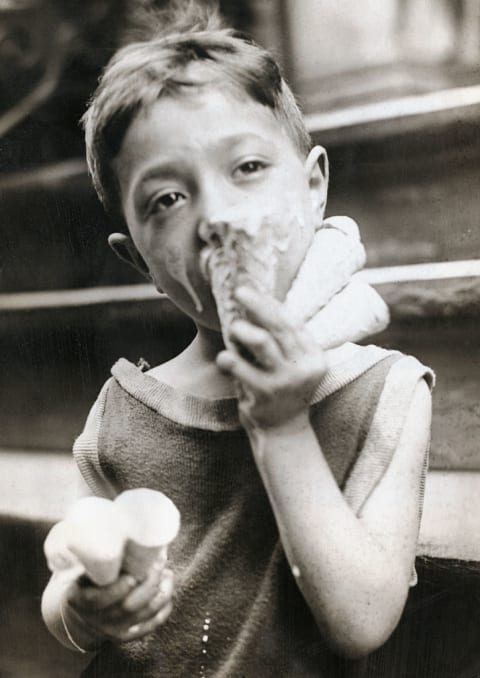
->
(155, 608, 169, 623)
(160, 578, 171, 594)
(229, 320, 242, 335)
(126, 576, 137, 588)
(217, 351, 233, 366)
(128, 624, 140, 634)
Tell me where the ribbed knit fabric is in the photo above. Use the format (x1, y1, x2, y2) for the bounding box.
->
(74, 344, 433, 678)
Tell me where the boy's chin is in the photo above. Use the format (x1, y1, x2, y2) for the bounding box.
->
(187, 305, 223, 335)
(195, 316, 223, 334)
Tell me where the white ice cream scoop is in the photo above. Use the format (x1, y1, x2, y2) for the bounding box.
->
(64, 496, 127, 586)
(115, 488, 181, 581)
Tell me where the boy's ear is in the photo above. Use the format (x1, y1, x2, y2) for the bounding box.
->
(108, 233, 153, 282)
(305, 145, 329, 226)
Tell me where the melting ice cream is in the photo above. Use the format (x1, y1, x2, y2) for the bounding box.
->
(199, 203, 300, 347)
(199, 207, 389, 351)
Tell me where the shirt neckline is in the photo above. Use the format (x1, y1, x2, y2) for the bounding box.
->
(111, 343, 396, 431)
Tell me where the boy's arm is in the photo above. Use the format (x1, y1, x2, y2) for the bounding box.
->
(217, 287, 431, 659)
(251, 381, 430, 659)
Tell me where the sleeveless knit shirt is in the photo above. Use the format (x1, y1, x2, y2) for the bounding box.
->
(74, 343, 433, 678)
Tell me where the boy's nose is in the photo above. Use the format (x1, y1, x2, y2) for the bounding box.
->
(198, 218, 229, 247)
(197, 175, 246, 245)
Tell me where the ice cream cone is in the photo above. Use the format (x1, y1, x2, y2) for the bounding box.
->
(200, 208, 384, 351)
(114, 489, 181, 581)
(64, 496, 127, 586)
(200, 204, 295, 348)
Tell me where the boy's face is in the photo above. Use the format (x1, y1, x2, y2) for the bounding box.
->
(113, 85, 327, 331)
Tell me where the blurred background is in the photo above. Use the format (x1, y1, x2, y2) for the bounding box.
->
(0, 1, 479, 676)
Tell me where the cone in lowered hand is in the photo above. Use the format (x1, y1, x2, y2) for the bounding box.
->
(115, 488, 181, 582)
(63, 497, 127, 586)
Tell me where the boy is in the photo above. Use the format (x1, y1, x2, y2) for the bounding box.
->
(42, 3, 433, 676)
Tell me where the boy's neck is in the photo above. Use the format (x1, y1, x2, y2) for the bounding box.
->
(148, 324, 237, 398)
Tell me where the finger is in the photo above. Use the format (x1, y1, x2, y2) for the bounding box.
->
(235, 287, 302, 358)
(68, 574, 137, 612)
(229, 320, 282, 370)
(216, 350, 268, 393)
(122, 562, 165, 613)
(118, 602, 174, 642)
(125, 575, 174, 625)
(235, 287, 286, 332)
(107, 569, 174, 623)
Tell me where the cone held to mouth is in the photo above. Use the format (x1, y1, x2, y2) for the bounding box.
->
(202, 210, 389, 349)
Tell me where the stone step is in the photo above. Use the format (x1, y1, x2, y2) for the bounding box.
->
(1, 261, 478, 469)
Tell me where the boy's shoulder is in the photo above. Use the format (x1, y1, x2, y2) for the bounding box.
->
(311, 342, 433, 405)
(310, 343, 433, 510)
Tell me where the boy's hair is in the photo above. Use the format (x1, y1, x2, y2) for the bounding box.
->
(82, 0, 311, 223)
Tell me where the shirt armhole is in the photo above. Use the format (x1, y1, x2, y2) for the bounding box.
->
(72, 378, 117, 499)
(342, 355, 435, 586)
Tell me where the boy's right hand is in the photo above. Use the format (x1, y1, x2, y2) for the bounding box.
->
(64, 564, 174, 646)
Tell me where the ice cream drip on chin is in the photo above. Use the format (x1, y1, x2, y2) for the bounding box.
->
(199, 202, 305, 348)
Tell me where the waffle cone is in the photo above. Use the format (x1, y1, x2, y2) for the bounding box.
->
(114, 488, 180, 580)
(64, 497, 126, 586)
(201, 206, 293, 348)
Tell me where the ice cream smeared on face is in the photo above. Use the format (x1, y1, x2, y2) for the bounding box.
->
(165, 244, 204, 313)
(199, 202, 301, 346)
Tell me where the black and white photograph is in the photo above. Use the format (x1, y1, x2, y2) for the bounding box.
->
(1, 1, 479, 676)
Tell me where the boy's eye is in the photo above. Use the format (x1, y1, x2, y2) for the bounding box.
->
(149, 191, 186, 214)
(234, 160, 268, 177)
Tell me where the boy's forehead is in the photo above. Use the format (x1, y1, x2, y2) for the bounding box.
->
(116, 86, 295, 178)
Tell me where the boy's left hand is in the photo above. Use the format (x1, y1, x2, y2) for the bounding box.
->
(216, 287, 327, 430)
